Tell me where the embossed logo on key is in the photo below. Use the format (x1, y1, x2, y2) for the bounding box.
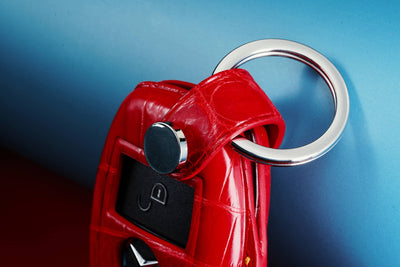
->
(137, 183, 168, 212)
(150, 183, 167, 205)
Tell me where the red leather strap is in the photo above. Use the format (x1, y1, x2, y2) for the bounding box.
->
(96, 69, 284, 179)
(164, 69, 285, 179)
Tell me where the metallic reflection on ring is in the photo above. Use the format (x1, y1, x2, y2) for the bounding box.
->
(213, 39, 350, 166)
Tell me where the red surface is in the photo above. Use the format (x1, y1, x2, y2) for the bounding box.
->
(90, 69, 285, 266)
(0, 147, 91, 267)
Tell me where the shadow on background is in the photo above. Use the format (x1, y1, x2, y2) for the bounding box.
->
(265, 60, 377, 266)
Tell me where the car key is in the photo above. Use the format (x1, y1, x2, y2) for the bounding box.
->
(90, 39, 349, 267)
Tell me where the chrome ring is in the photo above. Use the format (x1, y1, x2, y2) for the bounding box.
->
(213, 39, 349, 166)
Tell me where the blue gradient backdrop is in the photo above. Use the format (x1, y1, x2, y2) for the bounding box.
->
(0, 1, 399, 266)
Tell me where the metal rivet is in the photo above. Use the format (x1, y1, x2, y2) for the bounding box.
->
(144, 122, 187, 174)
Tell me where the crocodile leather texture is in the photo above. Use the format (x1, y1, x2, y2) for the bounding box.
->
(90, 69, 285, 266)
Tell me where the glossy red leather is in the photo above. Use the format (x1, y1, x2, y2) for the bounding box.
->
(90, 69, 285, 266)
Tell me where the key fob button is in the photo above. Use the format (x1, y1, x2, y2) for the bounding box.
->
(150, 183, 167, 205)
(116, 157, 194, 248)
(122, 239, 158, 267)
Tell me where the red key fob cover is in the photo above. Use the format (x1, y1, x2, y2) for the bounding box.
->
(90, 69, 285, 266)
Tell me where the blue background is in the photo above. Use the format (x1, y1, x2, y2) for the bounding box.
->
(1, 1, 399, 265)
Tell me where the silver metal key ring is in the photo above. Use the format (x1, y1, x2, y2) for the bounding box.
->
(213, 39, 349, 166)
